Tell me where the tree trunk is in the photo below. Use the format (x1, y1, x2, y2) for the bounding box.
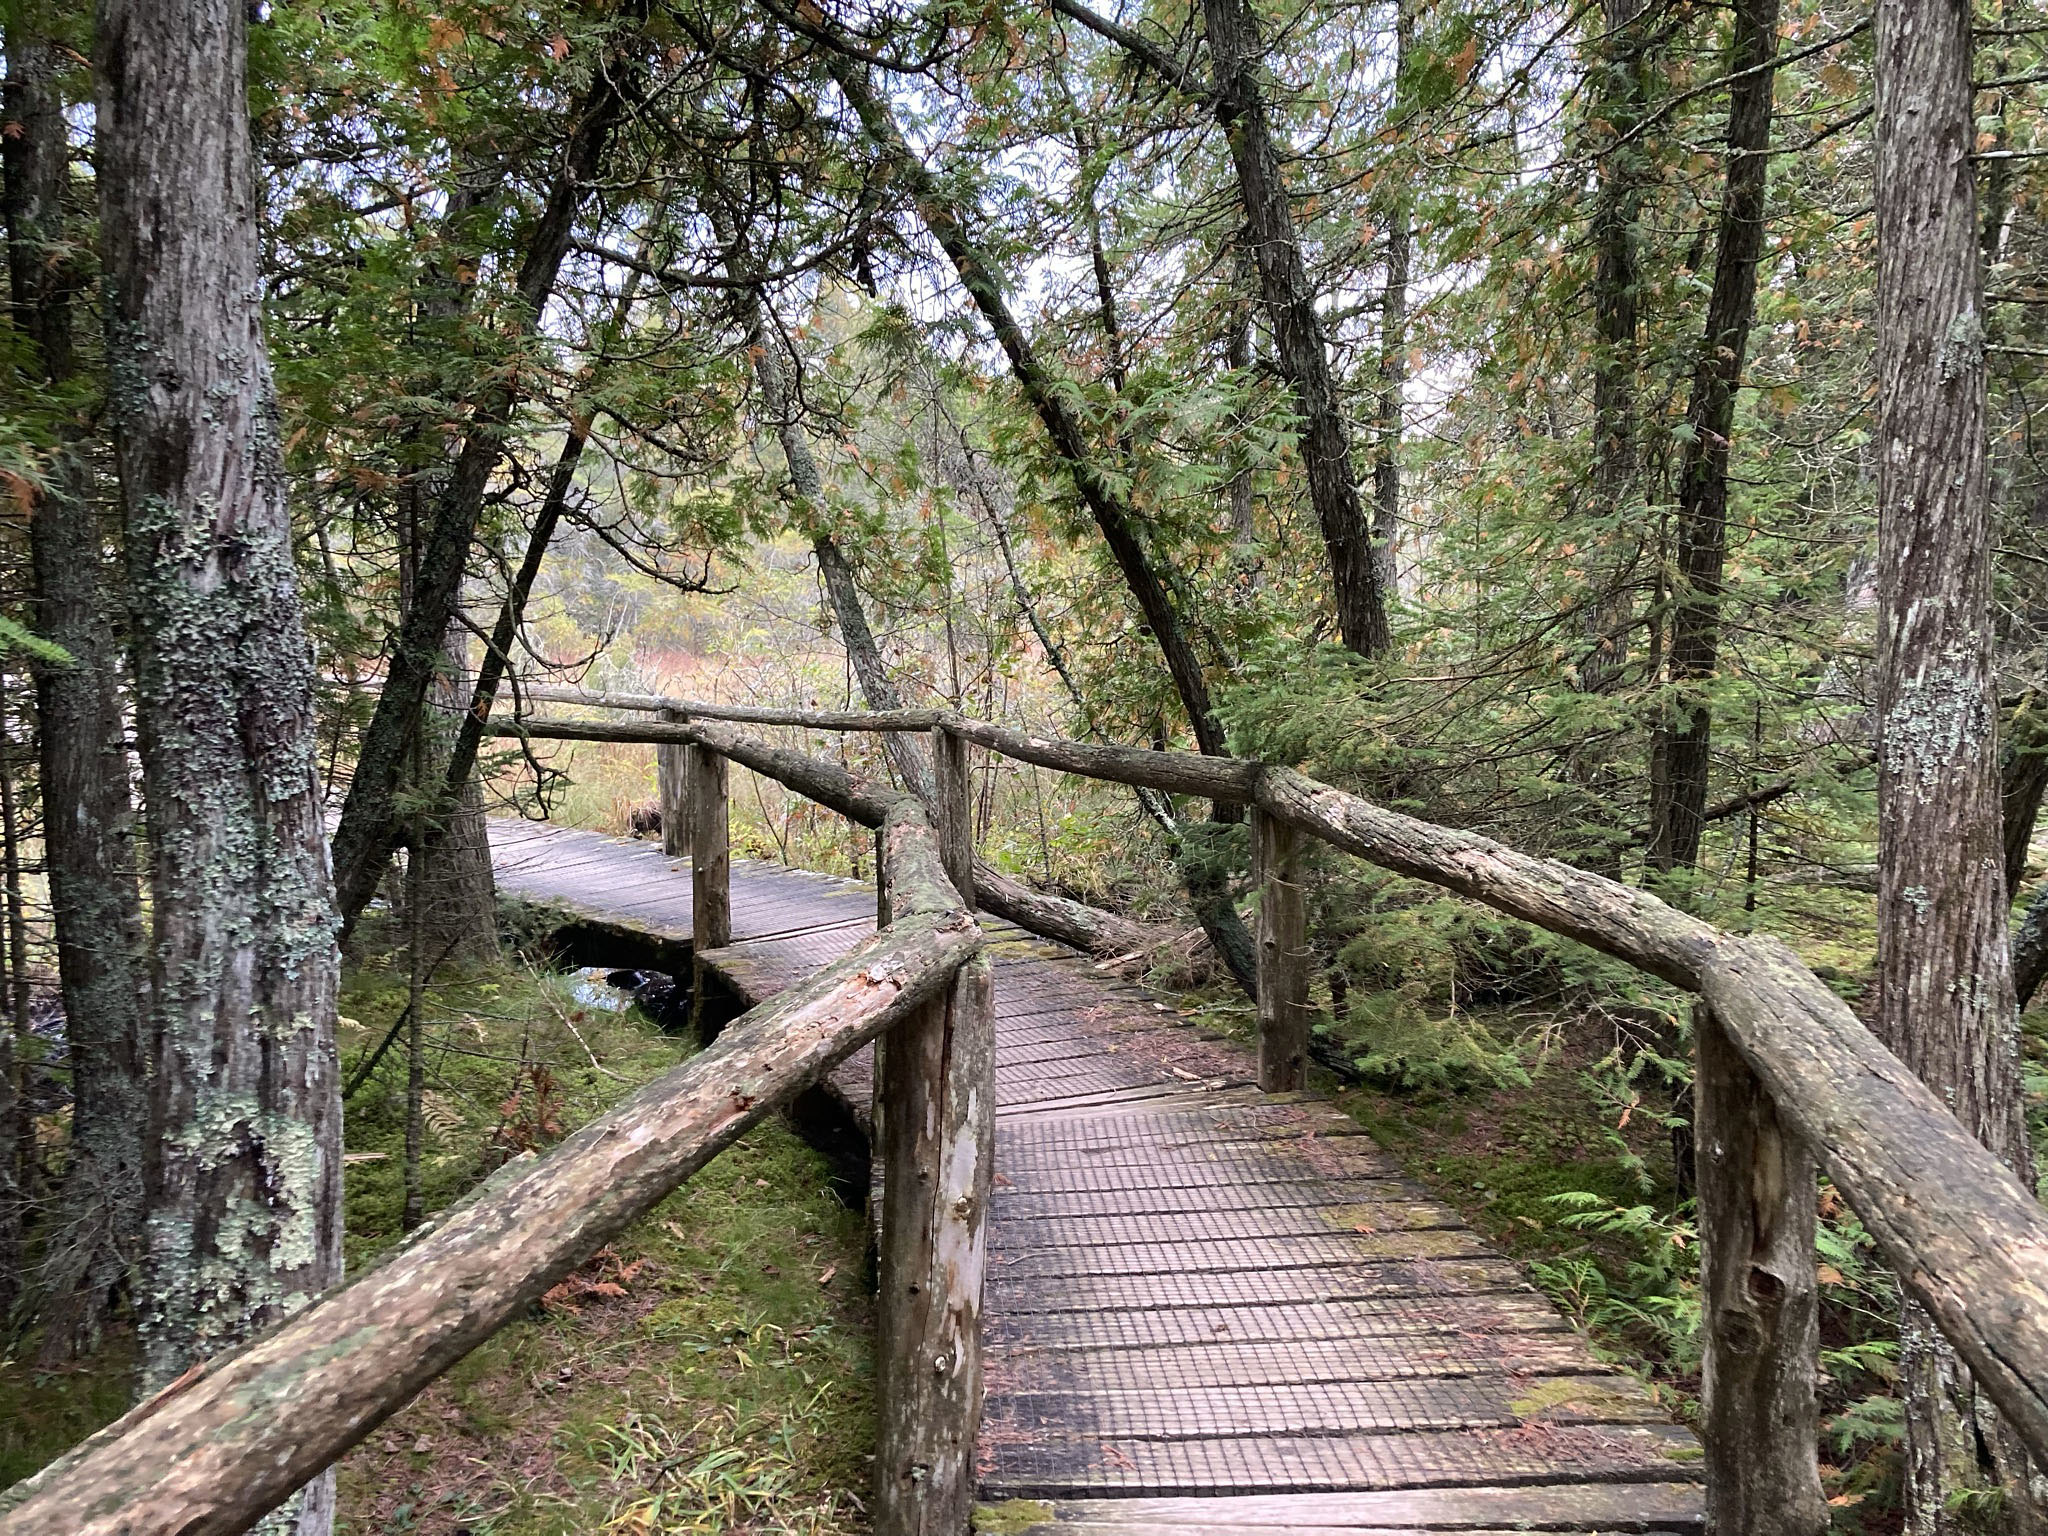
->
(413, 628, 498, 963)
(1875, 0, 2041, 1521)
(329, 22, 644, 934)
(0, 680, 37, 1258)
(1645, 0, 1780, 876)
(2002, 695, 2048, 897)
(96, 2, 345, 1530)
(1203, 0, 1392, 656)
(828, 56, 1226, 758)
(720, 246, 937, 800)
(6, 19, 149, 1363)
(1, 20, 147, 1353)
(1580, 0, 1652, 702)
(1370, 0, 1412, 603)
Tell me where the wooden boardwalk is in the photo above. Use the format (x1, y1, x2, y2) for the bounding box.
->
(490, 819, 1706, 1532)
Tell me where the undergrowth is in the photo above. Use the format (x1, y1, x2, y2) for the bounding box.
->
(0, 906, 874, 1536)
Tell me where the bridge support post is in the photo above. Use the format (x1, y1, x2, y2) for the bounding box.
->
(1253, 807, 1309, 1092)
(875, 948, 993, 1536)
(874, 725, 989, 1536)
(656, 707, 688, 857)
(1695, 1000, 1826, 1536)
(686, 743, 730, 951)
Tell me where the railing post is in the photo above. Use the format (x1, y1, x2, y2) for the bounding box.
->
(1695, 1000, 1827, 1536)
(875, 730, 989, 1536)
(656, 707, 688, 857)
(933, 725, 974, 908)
(687, 742, 730, 951)
(1253, 806, 1308, 1092)
(875, 948, 993, 1536)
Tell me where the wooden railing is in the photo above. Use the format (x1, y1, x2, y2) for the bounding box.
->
(14, 680, 2048, 1536)
(501, 685, 2048, 1536)
(0, 794, 991, 1536)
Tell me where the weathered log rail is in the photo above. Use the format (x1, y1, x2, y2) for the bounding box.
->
(0, 796, 990, 1536)
(502, 684, 2048, 1536)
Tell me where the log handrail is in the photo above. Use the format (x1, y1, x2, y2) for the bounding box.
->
(495, 694, 2048, 1474)
(0, 798, 981, 1536)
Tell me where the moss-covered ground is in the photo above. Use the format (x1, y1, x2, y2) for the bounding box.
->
(0, 912, 875, 1535)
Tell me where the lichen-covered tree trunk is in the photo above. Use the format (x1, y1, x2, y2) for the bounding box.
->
(4, 19, 151, 1362)
(96, 1, 344, 1529)
(1203, 0, 1392, 657)
(1645, 0, 1780, 877)
(1875, 0, 2041, 1522)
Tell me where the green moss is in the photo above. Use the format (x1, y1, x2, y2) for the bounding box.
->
(974, 1499, 1057, 1534)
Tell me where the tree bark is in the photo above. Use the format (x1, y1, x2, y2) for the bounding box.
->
(1202, 0, 1391, 655)
(329, 19, 645, 934)
(875, 740, 988, 1536)
(413, 628, 498, 962)
(96, 1, 345, 1529)
(1876, 0, 2041, 1519)
(2002, 694, 2048, 897)
(6, 17, 150, 1363)
(1370, 0, 1412, 603)
(1579, 0, 1652, 702)
(1646, 0, 1780, 876)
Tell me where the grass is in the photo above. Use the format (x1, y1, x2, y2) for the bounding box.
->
(0, 910, 876, 1536)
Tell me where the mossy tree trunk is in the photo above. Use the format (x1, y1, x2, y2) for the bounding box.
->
(4, 15, 151, 1363)
(1874, 0, 2042, 1522)
(96, 1, 344, 1530)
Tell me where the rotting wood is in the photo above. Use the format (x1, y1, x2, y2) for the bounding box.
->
(1253, 808, 1308, 1092)
(1694, 1002, 1825, 1535)
(493, 709, 2048, 1462)
(0, 803, 978, 1536)
(876, 950, 995, 1536)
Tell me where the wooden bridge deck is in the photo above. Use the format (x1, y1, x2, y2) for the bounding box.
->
(489, 819, 1706, 1532)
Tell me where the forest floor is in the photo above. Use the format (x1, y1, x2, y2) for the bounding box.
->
(0, 913, 877, 1536)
